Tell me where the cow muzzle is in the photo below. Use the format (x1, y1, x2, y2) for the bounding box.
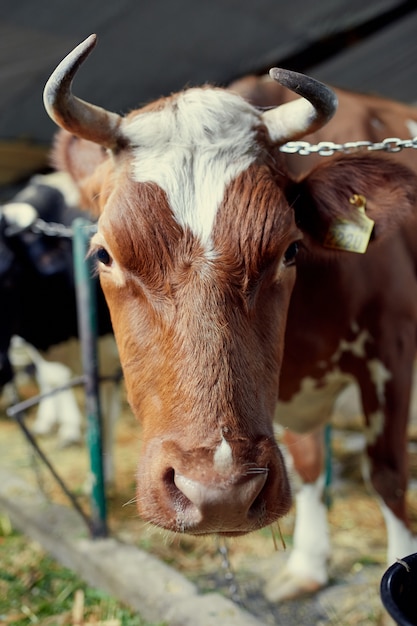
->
(136, 435, 291, 535)
(172, 470, 268, 534)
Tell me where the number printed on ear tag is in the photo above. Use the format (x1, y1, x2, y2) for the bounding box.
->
(323, 194, 375, 254)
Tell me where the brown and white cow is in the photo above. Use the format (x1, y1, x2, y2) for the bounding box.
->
(43, 35, 417, 600)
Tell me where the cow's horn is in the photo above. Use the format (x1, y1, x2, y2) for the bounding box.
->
(262, 68, 338, 142)
(43, 34, 122, 150)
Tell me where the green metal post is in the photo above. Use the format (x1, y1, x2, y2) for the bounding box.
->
(73, 218, 107, 537)
(324, 423, 333, 509)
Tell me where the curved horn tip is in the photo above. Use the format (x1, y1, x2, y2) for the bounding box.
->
(268, 67, 289, 82)
(43, 34, 98, 108)
(43, 33, 122, 150)
(268, 67, 338, 116)
(76, 33, 98, 54)
(52, 33, 98, 78)
(67, 33, 98, 58)
(268, 67, 330, 92)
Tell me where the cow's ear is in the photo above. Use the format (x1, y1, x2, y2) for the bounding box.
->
(289, 154, 417, 250)
(50, 129, 108, 214)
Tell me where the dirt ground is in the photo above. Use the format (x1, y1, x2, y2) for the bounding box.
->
(1, 379, 417, 626)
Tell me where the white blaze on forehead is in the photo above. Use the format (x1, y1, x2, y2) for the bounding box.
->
(121, 88, 261, 247)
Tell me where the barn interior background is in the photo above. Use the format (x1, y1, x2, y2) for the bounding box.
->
(0, 0, 416, 187)
(1, 1, 417, 625)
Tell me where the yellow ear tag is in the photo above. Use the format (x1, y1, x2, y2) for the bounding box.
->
(323, 194, 375, 253)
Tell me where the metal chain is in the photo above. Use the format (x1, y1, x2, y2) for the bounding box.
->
(280, 135, 417, 157)
(31, 218, 97, 239)
(217, 539, 243, 606)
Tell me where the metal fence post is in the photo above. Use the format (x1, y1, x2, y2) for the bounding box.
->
(72, 218, 107, 538)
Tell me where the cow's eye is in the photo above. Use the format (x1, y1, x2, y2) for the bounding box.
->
(96, 246, 112, 266)
(283, 241, 299, 267)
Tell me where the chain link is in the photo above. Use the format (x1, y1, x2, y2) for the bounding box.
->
(217, 539, 243, 606)
(280, 135, 417, 157)
(31, 218, 97, 239)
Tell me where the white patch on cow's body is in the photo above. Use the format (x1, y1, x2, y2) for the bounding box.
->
(330, 329, 372, 363)
(30, 172, 81, 207)
(2, 203, 37, 231)
(122, 89, 261, 248)
(276, 370, 353, 432)
(406, 119, 417, 138)
(362, 360, 391, 444)
(380, 502, 417, 563)
(213, 435, 233, 475)
(367, 359, 392, 405)
(285, 475, 330, 584)
(365, 410, 384, 445)
(277, 327, 374, 432)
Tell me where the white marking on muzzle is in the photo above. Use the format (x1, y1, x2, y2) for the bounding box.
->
(213, 435, 234, 475)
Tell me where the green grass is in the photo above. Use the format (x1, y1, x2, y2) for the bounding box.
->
(0, 514, 164, 626)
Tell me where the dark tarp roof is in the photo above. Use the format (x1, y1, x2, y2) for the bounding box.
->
(0, 0, 415, 147)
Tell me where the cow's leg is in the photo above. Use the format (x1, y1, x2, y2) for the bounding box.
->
(359, 343, 417, 564)
(55, 387, 84, 446)
(32, 359, 82, 446)
(265, 427, 330, 601)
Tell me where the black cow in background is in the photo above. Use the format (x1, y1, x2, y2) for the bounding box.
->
(0, 173, 120, 481)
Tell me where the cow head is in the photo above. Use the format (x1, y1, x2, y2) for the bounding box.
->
(44, 35, 416, 536)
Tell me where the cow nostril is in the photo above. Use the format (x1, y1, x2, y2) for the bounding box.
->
(174, 469, 267, 512)
(248, 478, 268, 518)
(163, 468, 193, 509)
(163, 467, 175, 487)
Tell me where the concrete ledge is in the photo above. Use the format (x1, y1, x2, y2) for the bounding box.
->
(0, 470, 268, 626)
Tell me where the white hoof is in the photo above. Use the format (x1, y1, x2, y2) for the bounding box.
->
(265, 568, 326, 602)
(32, 418, 55, 436)
(57, 431, 82, 448)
